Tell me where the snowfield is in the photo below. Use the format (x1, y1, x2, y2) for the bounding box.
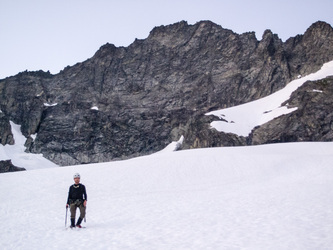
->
(1, 142, 333, 250)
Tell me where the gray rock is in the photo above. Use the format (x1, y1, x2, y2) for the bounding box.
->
(0, 160, 26, 173)
(0, 113, 14, 145)
(284, 21, 333, 77)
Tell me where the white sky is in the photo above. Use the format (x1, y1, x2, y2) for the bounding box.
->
(1, 0, 332, 79)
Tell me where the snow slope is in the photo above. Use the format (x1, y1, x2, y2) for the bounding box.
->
(0, 122, 58, 170)
(1, 142, 333, 250)
(206, 60, 333, 136)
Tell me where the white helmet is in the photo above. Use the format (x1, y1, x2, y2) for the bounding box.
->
(73, 173, 80, 179)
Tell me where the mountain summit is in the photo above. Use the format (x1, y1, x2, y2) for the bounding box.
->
(1, 20, 333, 166)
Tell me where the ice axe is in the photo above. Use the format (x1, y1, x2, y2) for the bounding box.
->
(84, 205, 86, 223)
(65, 206, 68, 227)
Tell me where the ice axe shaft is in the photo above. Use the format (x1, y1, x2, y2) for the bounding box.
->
(84, 205, 86, 223)
(65, 206, 68, 227)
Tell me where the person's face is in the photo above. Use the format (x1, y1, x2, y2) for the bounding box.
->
(74, 177, 80, 184)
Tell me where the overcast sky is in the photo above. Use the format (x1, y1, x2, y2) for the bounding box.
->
(1, 0, 332, 79)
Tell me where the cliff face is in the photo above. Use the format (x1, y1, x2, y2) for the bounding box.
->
(284, 21, 333, 76)
(1, 21, 333, 166)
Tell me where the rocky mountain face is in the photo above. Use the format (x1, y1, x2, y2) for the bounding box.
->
(1, 21, 333, 166)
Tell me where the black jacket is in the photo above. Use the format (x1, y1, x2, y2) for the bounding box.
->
(67, 183, 87, 205)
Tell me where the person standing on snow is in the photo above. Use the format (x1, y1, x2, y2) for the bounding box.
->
(66, 173, 87, 228)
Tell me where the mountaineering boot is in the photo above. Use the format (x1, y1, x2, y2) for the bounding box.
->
(76, 217, 83, 228)
(70, 218, 75, 228)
